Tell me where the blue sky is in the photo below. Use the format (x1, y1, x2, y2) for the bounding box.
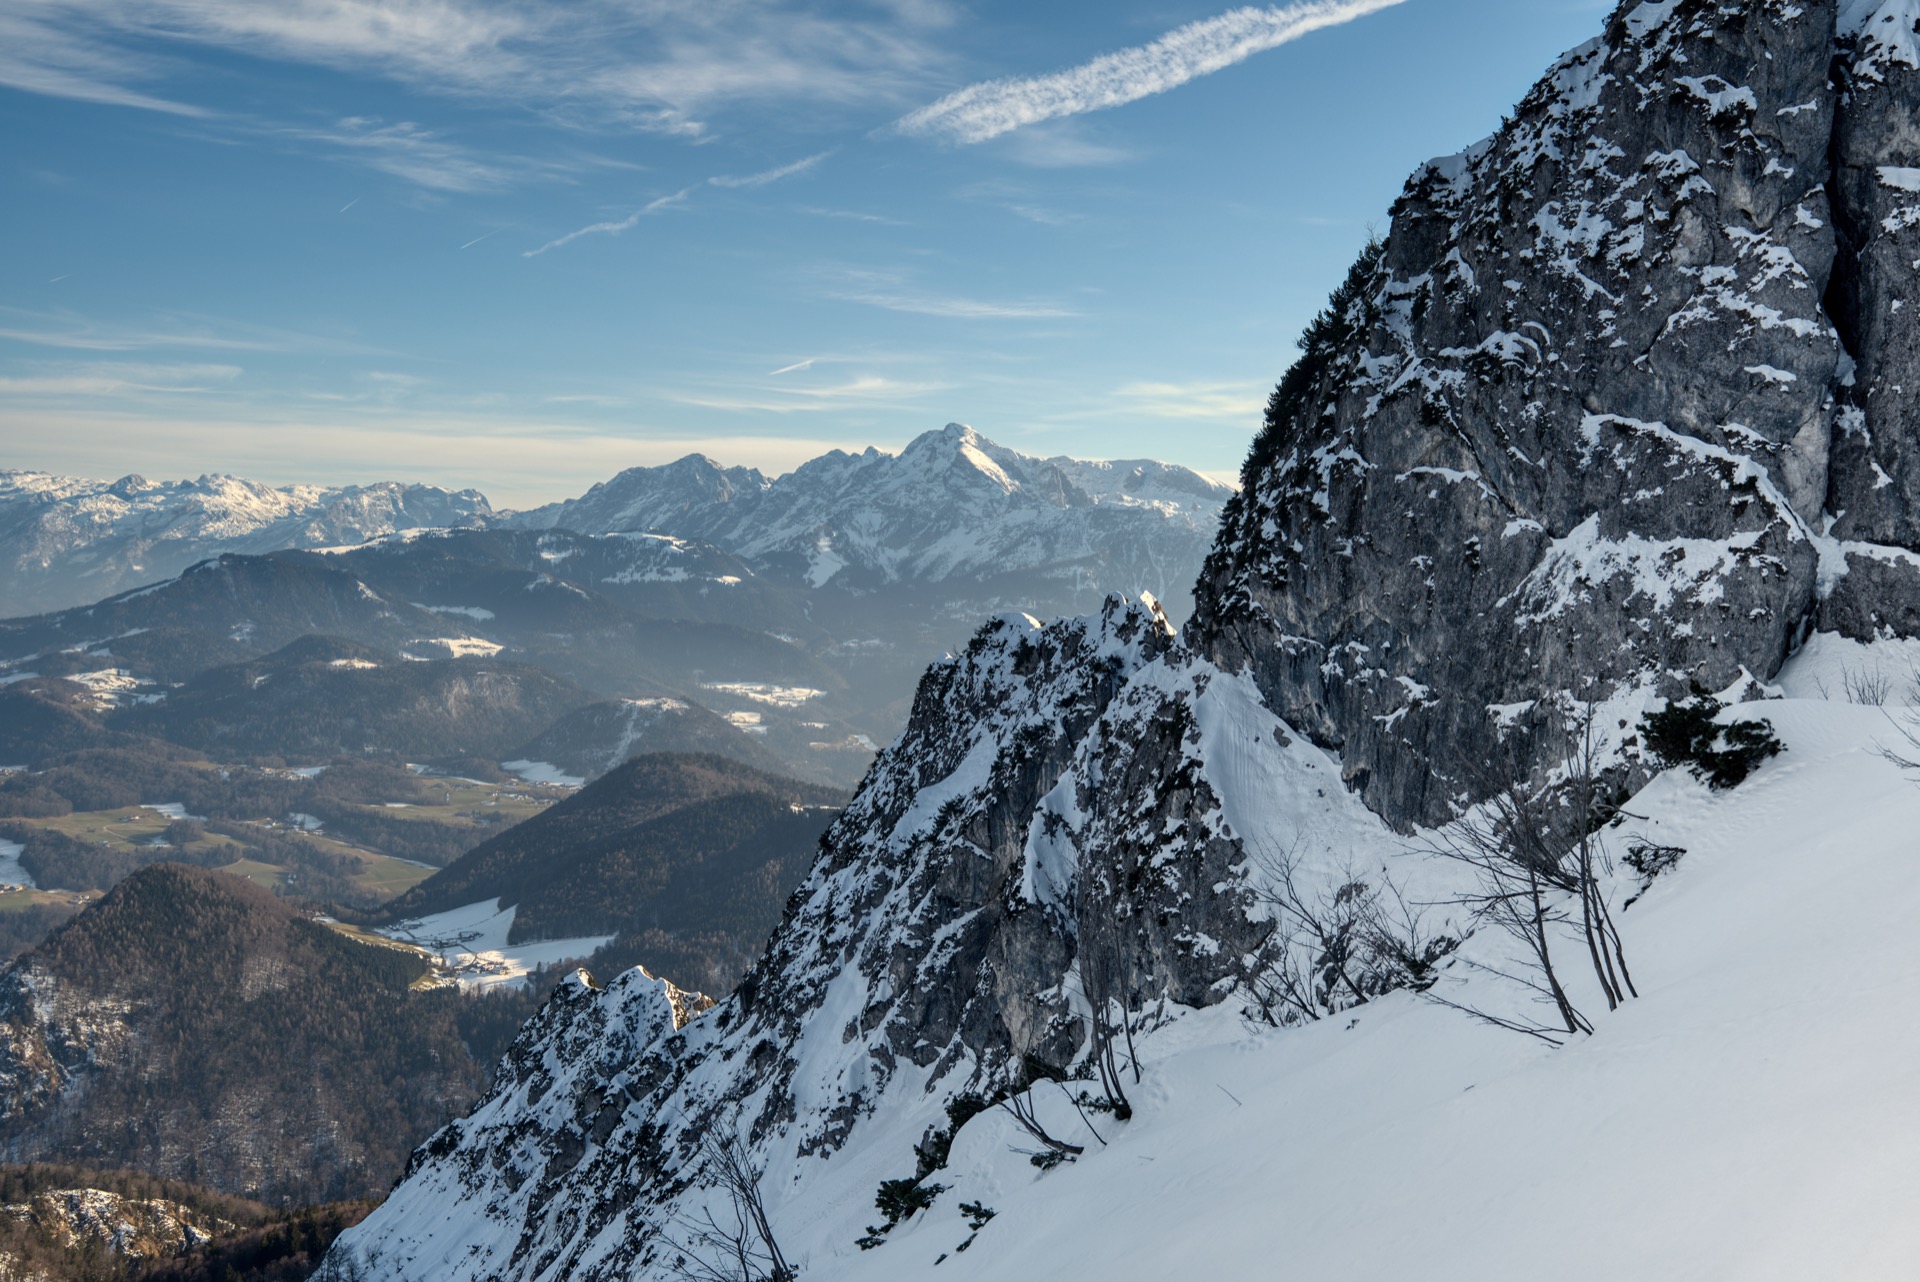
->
(2, 0, 1612, 508)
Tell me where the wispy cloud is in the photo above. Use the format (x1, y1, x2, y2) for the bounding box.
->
(0, 0, 950, 136)
(525, 152, 827, 258)
(1113, 379, 1265, 421)
(673, 374, 951, 414)
(797, 206, 908, 226)
(0, 308, 390, 356)
(0, 361, 241, 397)
(896, 0, 1407, 144)
(272, 116, 528, 193)
(0, 8, 208, 116)
(523, 186, 697, 257)
(709, 151, 831, 189)
(833, 289, 1078, 320)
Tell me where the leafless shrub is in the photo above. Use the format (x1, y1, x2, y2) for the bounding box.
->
(1242, 843, 1454, 1028)
(1074, 865, 1137, 1120)
(665, 1131, 795, 1282)
(1423, 704, 1637, 1045)
(1841, 664, 1893, 707)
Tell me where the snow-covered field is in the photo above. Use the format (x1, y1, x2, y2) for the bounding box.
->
(500, 759, 586, 787)
(403, 637, 503, 660)
(0, 841, 35, 890)
(377, 899, 612, 990)
(773, 647, 1920, 1281)
(699, 681, 826, 708)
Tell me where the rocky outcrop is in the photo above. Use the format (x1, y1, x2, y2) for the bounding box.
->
(0, 1187, 227, 1259)
(1195, 0, 1855, 827)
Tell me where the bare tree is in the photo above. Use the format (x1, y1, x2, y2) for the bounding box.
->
(1424, 702, 1638, 1043)
(665, 1131, 796, 1282)
(1560, 707, 1637, 1012)
(1842, 664, 1894, 707)
(1245, 843, 1382, 1025)
(1243, 842, 1455, 1028)
(997, 1086, 1089, 1164)
(1425, 789, 1591, 1044)
(1074, 866, 1136, 1120)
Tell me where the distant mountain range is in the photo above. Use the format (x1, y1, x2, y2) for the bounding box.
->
(0, 472, 491, 617)
(1, 427, 1231, 788)
(2, 425, 1230, 618)
(509, 423, 1231, 607)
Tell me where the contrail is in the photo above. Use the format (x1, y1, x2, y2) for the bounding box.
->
(896, 0, 1407, 144)
(460, 231, 496, 250)
(340, 197, 360, 213)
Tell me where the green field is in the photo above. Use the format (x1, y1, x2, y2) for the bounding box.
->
(357, 776, 562, 828)
(8, 805, 448, 901)
(25, 807, 242, 859)
(0, 887, 101, 913)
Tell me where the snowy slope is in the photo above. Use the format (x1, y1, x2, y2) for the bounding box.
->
(333, 623, 1920, 1281)
(361, 644, 1920, 1278)
(823, 682, 1920, 1281)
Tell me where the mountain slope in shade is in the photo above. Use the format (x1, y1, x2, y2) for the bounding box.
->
(383, 753, 844, 994)
(0, 472, 491, 616)
(117, 636, 595, 763)
(0, 864, 505, 1204)
(504, 697, 791, 784)
(0, 553, 487, 687)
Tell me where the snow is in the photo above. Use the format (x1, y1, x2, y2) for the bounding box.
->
(698, 682, 825, 708)
(288, 813, 324, 832)
(328, 658, 380, 670)
(1775, 630, 1920, 702)
(500, 759, 586, 788)
(0, 841, 36, 890)
(142, 802, 200, 822)
(415, 604, 497, 621)
(404, 637, 503, 659)
(339, 602, 1920, 1281)
(64, 668, 147, 708)
(806, 538, 847, 588)
(376, 900, 614, 991)
(807, 688, 1920, 1281)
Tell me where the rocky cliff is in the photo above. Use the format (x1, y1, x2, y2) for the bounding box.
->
(330, 2, 1920, 1277)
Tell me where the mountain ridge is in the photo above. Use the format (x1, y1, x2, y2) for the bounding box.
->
(327, 3, 1920, 1279)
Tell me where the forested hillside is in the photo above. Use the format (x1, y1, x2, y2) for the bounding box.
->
(386, 754, 844, 994)
(0, 867, 540, 1204)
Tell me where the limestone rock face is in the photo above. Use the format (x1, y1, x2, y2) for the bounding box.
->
(1194, 0, 1851, 827)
